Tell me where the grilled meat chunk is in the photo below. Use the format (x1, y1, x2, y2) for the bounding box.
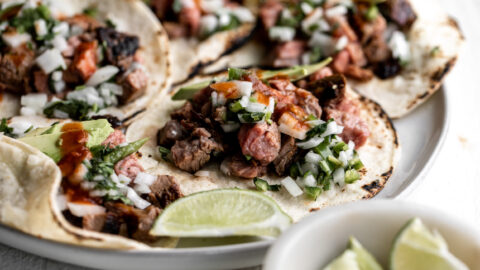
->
(220, 155, 268, 179)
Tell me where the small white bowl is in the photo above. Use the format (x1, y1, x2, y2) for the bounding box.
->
(263, 200, 480, 270)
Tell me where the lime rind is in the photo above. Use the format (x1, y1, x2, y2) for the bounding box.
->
(150, 189, 292, 237)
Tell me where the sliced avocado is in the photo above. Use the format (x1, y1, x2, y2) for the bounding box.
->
(19, 119, 114, 162)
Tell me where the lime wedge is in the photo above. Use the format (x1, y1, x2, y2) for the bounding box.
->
(324, 250, 361, 270)
(349, 237, 383, 270)
(150, 189, 292, 237)
(390, 218, 469, 270)
(323, 237, 383, 270)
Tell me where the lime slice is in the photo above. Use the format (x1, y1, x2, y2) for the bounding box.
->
(323, 237, 383, 270)
(390, 218, 469, 270)
(150, 189, 292, 237)
(324, 250, 361, 270)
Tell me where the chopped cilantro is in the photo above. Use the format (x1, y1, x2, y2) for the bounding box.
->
(0, 118, 15, 138)
(83, 7, 98, 18)
(43, 100, 94, 120)
(254, 177, 281, 192)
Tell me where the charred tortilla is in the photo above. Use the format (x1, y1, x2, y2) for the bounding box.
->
(0, 0, 171, 122)
(126, 70, 399, 222)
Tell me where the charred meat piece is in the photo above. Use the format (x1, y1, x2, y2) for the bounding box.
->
(33, 69, 50, 93)
(146, 175, 183, 209)
(379, 0, 417, 29)
(114, 154, 144, 180)
(83, 213, 106, 232)
(117, 68, 148, 104)
(374, 57, 402, 79)
(0, 45, 35, 94)
(171, 101, 195, 121)
(157, 119, 187, 147)
(97, 27, 140, 70)
(305, 75, 347, 106)
(90, 114, 123, 128)
(273, 135, 298, 176)
(220, 155, 268, 179)
(179, 5, 201, 36)
(362, 36, 391, 64)
(150, 0, 174, 19)
(273, 41, 306, 67)
(344, 65, 374, 81)
(70, 41, 98, 81)
(324, 99, 370, 148)
(350, 4, 388, 45)
(238, 122, 281, 165)
(171, 132, 223, 173)
(294, 88, 323, 118)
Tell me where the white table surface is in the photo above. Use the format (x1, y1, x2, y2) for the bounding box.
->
(1, 0, 479, 269)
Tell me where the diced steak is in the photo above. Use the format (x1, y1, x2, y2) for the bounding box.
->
(306, 74, 347, 106)
(329, 16, 358, 41)
(379, 0, 417, 29)
(260, 0, 284, 29)
(0, 45, 35, 94)
(273, 135, 297, 175)
(179, 6, 201, 36)
(362, 36, 391, 63)
(220, 155, 268, 179)
(273, 41, 306, 67)
(294, 88, 323, 118)
(309, 67, 334, 82)
(71, 41, 98, 81)
(33, 69, 50, 93)
(238, 122, 281, 165)
(332, 49, 350, 74)
(374, 57, 402, 79)
(65, 14, 103, 31)
(102, 129, 126, 147)
(118, 68, 148, 104)
(131, 206, 161, 242)
(344, 65, 374, 81)
(171, 135, 223, 173)
(114, 154, 144, 180)
(96, 27, 140, 71)
(157, 119, 187, 147)
(324, 99, 370, 148)
(83, 213, 106, 232)
(146, 175, 183, 208)
(345, 42, 367, 67)
(171, 101, 195, 121)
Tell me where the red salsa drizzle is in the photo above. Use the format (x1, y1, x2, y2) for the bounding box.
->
(57, 122, 97, 204)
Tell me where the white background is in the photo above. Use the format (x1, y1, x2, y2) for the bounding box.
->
(1, 0, 479, 269)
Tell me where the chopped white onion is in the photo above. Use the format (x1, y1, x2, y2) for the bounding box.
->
(335, 35, 348, 51)
(233, 81, 252, 97)
(339, 151, 348, 167)
(86, 65, 119, 86)
(245, 102, 266, 113)
(300, 2, 313, 15)
(21, 93, 47, 114)
(230, 7, 255, 23)
(118, 174, 132, 185)
(269, 26, 296, 42)
(134, 172, 156, 186)
(200, 15, 218, 34)
(2, 0, 24, 10)
(51, 71, 63, 81)
(134, 183, 151, 194)
(53, 22, 69, 37)
(301, 162, 318, 176)
(56, 194, 67, 211)
(53, 109, 69, 119)
(333, 168, 345, 186)
(322, 121, 343, 137)
(9, 121, 32, 136)
(211, 91, 218, 107)
(200, 0, 223, 13)
(20, 107, 36, 116)
(67, 202, 106, 217)
(303, 174, 317, 187)
(99, 83, 123, 96)
(0, 22, 7, 31)
(348, 141, 355, 150)
(297, 136, 324, 149)
(217, 93, 226, 106)
(221, 122, 240, 133)
(239, 95, 249, 107)
(34, 19, 48, 37)
(388, 31, 410, 62)
(281, 177, 303, 197)
(305, 151, 322, 164)
(267, 97, 275, 113)
(89, 189, 108, 197)
(126, 188, 151, 209)
(325, 5, 348, 17)
(35, 48, 66, 74)
(66, 87, 104, 107)
(51, 35, 68, 52)
(2, 32, 31, 48)
(306, 119, 325, 127)
(53, 80, 66, 93)
(218, 13, 231, 27)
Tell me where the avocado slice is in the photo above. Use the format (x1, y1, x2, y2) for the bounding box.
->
(19, 119, 114, 162)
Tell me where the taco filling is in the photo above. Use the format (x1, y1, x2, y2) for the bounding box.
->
(0, 1, 150, 120)
(13, 119, 182, 242)
(259, 0, 417, 81)
(157, 65, 370, 198)
(149, 0, 255, 39)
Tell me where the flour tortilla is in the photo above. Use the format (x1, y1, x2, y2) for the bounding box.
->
(170, 23, 255, 84)
(126, 74, 400, 222)
(200, 0, 464, 118)
(4, 0, 172, 121)
(0, 135, 177, 249)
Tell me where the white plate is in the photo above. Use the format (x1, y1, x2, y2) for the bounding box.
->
(0, 90, 448, 269)
(263, 200, 480, 270)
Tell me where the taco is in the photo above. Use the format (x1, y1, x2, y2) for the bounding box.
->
(208, 0, 463, 118)
(0, 117, 181, 249)
(0, 0, 171, 122)
(147, 0, 256, 83)
(126, 62, 399, 222)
